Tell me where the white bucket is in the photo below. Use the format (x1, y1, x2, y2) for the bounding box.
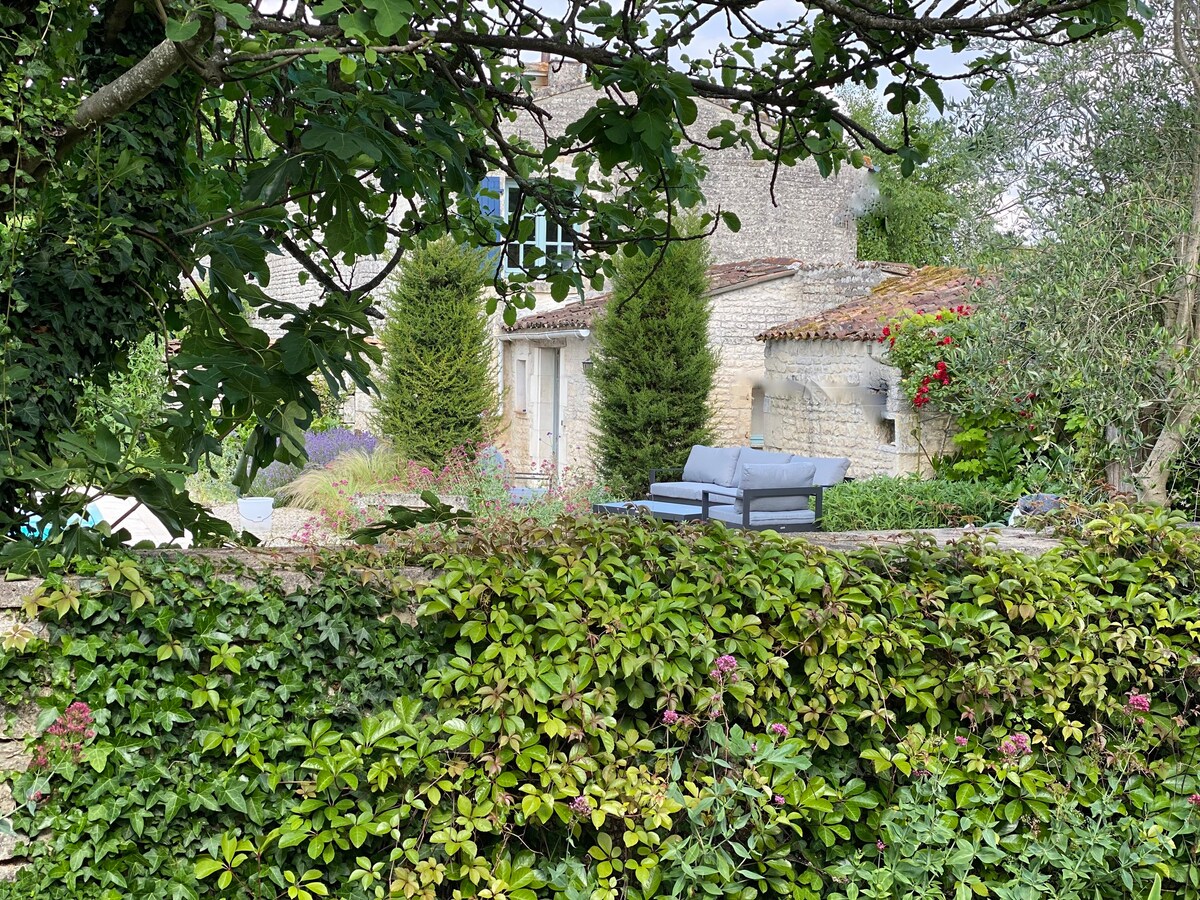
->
(237, 496, 274, 541)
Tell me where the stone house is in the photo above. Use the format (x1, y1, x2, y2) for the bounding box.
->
(756, 267, 972, 478)
(498, 260, 904, 475)
(254, 57, 883, 473)
(493, 57, 867, 282)
(488, 59, 883, 475)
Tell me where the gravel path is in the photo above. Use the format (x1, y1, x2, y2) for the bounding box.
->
(209, 503, 341, 547)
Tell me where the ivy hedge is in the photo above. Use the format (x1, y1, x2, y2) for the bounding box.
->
(3, 509, 1200, 899)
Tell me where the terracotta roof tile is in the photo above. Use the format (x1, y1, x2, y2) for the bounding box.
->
(504, 257, 803, 333)
(757, 266, 976, 343)
(503, 293, 610, 332)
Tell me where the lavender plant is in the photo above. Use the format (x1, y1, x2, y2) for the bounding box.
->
(248, 428, 378, 497)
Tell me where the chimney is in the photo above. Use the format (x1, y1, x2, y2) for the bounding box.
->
(529, 51, 550, 89)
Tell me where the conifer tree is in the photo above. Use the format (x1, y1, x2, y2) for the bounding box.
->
(374, 238, 496, 466)
(588, 237, 717, 495)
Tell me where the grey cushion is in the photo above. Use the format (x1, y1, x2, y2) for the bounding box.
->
(732, 449, 794, 485)
(709, 506, 817, 529)
(789, 456, 851, 487)
(650, 481, 736, 504)
(508, 486, 547, 504)
(681, 446, 741, 487)
(735, 462, 817, 512)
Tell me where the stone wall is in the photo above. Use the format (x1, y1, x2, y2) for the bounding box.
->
(762, 338, 956, 478)
(496, 263, 902, 477)
(0, 580, 45, 881)
(248, 60, 874, 449)
(708, 263, 897, 445)
(499, 63, 864, 267)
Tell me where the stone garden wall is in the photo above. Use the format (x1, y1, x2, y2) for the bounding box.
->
(0, 580, 43, 881)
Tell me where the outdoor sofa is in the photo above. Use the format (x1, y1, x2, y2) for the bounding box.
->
(649, 445, 851, 532)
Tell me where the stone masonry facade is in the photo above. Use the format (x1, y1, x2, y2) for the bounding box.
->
(498, 334, 594, 477)
(707, 263, 900, 446)
(498, 261, 903, 476)
(0, 580, 44, 881)
(501, 60, 866, 268)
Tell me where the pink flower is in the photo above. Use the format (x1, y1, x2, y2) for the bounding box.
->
(662, 710, 680, 726)
(769, 723, 789, 737)
(568, 796, 591, 816)
(954, 736, 968, 747)
(1127, 693, 1151, 713)
(1000, 733, 1031, 757)
(876, 840, 887, 851)
(1188, 794, 1200, 807)
(772, 794, 785, 806)
(715, 655, 737, 673)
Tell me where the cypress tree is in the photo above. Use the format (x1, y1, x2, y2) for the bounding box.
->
(588, 237, 718, 496)
(373, 238, 496, 466)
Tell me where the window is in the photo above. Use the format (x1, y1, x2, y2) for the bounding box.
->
(882, 417, 897, 446)
(504, 182, 576, 274)
(513, 358, 528, 413)
(750, 385, 766, 448)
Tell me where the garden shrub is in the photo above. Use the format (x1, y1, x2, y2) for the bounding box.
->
(587, 231, 718, 497)
(883, 304, 1110, 493)
(4, 506, 1200, 899)
(1167, 424, 1200, 519)
(282, 443, 613, 537)
(74, 334, 170, 457)
(373, 238, 497, 467)
(822, 474, 1017, 530)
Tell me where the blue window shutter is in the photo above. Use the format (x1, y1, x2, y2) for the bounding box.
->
(478, 175, 503, 271)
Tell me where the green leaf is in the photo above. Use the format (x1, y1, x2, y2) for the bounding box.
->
(209, 0, 253, 28)
(83, 745, 112, 773)
(921, 78, 946, 113)
(165, 19, 201, 42)
(194, 859, 225, 879)
(365, 0, 410, 37)
(810, 20, 835, 67)
(296, 126, 379, 163)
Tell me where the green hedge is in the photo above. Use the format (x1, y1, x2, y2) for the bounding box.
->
(823, 474, 1017, 530)
(3, 508, 1200, 899)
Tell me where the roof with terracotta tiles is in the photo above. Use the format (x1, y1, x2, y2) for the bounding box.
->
(503, 257, 803, 333)
(757, 266, 976, 343)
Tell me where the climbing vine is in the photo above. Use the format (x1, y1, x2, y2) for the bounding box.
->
(3, 511, 1200, 897)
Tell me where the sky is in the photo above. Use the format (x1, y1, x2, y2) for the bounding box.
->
(528, 0, 979, 105)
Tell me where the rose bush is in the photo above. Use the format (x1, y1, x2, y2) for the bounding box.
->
(882, 304, 1106, 489)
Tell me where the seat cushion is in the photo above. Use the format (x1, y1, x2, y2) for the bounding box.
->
(681, 446, 741, 487)
(789, 456, 851, 487)
(709, 506, 817, 529)
(732, 449, 794, 485)
(735, 462, 817, 512)
(508, 486, 548, 504)
(650, 481, 736, 504)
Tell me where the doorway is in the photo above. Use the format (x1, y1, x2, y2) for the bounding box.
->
(535, 347, 562, 473)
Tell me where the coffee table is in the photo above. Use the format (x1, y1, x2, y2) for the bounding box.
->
(592, 500, 706, 522)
